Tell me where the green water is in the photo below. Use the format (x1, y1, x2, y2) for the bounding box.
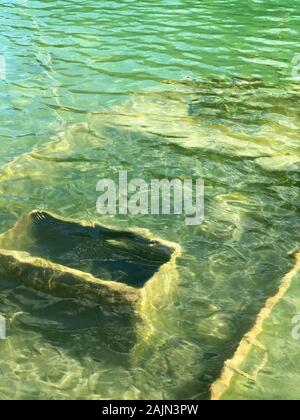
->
(0, 0, 300, 400)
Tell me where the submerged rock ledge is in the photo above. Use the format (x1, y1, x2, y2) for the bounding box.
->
(210, 251, 300, 400)
(0, 211, 180, 316)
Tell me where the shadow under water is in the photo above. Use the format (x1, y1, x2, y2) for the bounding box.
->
(1, 281, 136, 363)
(0, 211, 174, 288)
(0, 76, 299, 399)
(0, 210, 179, 370)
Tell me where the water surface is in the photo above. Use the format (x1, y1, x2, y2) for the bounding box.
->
(0, 0, 300, 399)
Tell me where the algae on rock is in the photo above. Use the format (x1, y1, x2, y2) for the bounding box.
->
(0, 211, 179, 308)
(211, 252, 300, 400)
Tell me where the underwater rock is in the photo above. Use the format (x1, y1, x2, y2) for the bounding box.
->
(0, 211, 179, 314)
(255, 155, 300, 172)
(0, 76, 299, 195)
(210, 252, 300, 400)
(85, 77, 300, 160)
(0, 248, 139, 314)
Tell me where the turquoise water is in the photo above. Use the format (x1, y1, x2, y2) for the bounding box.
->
(0, 0, 300, 399)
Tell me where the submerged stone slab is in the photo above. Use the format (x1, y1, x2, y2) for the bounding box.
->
(210, 252, 300, 400)
(0, 211, 179, 314)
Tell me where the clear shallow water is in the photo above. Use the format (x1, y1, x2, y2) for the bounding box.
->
(0, 0, 300, 399)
